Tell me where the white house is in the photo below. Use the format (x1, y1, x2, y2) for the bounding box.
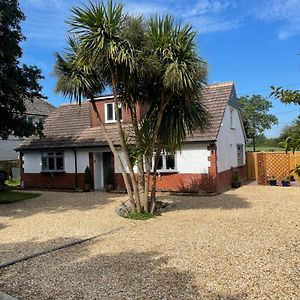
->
(17, 82, 246, 193)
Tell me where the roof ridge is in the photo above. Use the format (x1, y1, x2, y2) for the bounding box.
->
(207, 81, 234, 88)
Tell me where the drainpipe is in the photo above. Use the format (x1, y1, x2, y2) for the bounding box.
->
(72, 149, 78, 189)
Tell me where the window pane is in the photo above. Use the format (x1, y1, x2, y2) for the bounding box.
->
(42, 158, 47, 170)
(56, 157, 64, 170)
(106, 103, 114, 121)
(157, 155, 163, 170)
(166, 155, 175, 170)
(48, 152, 54, 156)
(56, 152, 63, 156)
(48, 157, 55, 170)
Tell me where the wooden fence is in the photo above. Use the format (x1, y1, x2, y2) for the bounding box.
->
(246, 151, 300, 184)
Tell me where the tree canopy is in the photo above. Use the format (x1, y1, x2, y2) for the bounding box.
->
(237, 95, 278, 151)
(0, 0, 44, 139)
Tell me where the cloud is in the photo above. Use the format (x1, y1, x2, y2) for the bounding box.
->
(254, 0, 300, 39)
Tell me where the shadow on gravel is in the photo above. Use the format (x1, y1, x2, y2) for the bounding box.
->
(0, 191, 121, 220)
(0, 239, 247, 300)
(165, 193, 251, 212)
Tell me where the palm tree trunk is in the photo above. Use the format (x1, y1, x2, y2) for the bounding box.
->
(110, 67, 142, 212)
(90, 100, 136, 209)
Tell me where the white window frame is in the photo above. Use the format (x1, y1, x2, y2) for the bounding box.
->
(105, 102, 123, 123)
(41, 151, 65, 172)
(237, 144, 244, 166)
(152, 152, 177, 173)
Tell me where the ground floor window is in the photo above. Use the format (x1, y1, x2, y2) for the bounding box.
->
(237, 145, 244, 166)
(154, 153, 176, 172)
(41, 151, 64, 172)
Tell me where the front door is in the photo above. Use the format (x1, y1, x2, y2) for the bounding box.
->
(103, 152, 112, 185)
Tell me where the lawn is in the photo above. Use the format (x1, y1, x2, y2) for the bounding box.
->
(0, 191, 40, 204)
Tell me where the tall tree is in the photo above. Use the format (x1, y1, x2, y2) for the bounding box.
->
(55, 1, 208, 213)
(237, 95, 278, 151)
(271, 86, 300, 105)
(0, 0, 44, 139)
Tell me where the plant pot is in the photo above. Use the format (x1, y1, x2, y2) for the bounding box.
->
(231, 181, 241, 188)
(83, 183, 91, 192)
(268, 179, 277, 186)
(105, 183, 114, 192)
(281, 180, 290, 187)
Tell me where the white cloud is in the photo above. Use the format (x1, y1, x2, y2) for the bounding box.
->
(254, 0, 300, 39)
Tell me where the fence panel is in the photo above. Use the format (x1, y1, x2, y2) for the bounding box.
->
(247, 151, 300, 183)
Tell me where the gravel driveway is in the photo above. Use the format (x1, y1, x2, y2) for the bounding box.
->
(0, 185, 299, 299)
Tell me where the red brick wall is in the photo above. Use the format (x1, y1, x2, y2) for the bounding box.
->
(114, 144, 247, 194)
(23, 173, 85, 189)
(89, 99, 143, 127)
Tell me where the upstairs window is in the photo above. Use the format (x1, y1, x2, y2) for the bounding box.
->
(105, 102, 122, 123)
(230, 108, 234, 128)
(237, 145, 244, 166)
(41, 151, 64, 172)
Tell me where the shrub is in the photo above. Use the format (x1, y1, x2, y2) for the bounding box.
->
(84, 166, 93, 187)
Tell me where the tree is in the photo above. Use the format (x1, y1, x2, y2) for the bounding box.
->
(55, 1, 208, 213)
(237, 95, 278, 151)
(271, 86, 300, 105)
(0, 0, 44, 139)
(277, 116, 300, 152)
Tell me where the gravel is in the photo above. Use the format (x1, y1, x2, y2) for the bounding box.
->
(0, 185, 299, 299)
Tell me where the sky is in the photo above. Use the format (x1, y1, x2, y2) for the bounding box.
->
(19, 0, 300, 138)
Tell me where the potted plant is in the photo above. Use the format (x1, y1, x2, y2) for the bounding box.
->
(105, 167, 115, 192)
(281, 176, 290, 187)
(231, 169, 241, 188)
(83, 166, 93, 192)
(268, 176, 277, 186)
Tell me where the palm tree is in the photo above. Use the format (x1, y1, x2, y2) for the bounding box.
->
(54, 36, 136, 208)
(56, 1, 209, 213)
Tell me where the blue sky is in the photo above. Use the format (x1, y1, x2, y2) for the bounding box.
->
(19, 0, 300, 137)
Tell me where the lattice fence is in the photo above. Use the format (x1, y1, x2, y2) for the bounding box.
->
(255, 152, 299, 185)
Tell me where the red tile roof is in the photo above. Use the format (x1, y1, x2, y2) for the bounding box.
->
(18, 82, 236, 150)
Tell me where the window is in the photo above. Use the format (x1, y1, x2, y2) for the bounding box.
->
(41, 151, 64, 172)
(105, 102, 122, 123)
(153, 153, 176, 172)
(230, 108, 235, 128)
(237, 145, 244, 166)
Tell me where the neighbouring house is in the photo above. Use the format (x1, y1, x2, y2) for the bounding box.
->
(17, 82, 246, 193)
(0, 98, 55, 176)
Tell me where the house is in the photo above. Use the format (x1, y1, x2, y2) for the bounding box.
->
(0, 98, 56, 162)
(17, 82, 246, 193)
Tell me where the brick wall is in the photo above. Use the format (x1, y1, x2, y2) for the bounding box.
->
(22, 173, 85, 189)
(89, 99, 143, 127)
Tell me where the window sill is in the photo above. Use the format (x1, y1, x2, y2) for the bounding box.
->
(41, 171, 66, 174)
(105, 120, 123, 124)
(151, 170, 178, 174)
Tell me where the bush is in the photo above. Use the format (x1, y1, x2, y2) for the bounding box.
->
(84, 166, 93, 187)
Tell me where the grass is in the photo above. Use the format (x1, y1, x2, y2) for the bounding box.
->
(126, 211, 155, 220)
(246, 146, 285, 152)
(0, 191, 40, 204)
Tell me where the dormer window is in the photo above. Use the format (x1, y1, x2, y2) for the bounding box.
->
(105, 102, 122, 123)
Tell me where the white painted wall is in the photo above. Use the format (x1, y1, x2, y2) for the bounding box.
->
(23, 150, 90, 173)
(114, 144, 211, 174)
(216, 104, 246, 172)
(176, 144, 210, 174)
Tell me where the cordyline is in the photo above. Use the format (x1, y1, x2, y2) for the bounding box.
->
(55, 0, 209, 213)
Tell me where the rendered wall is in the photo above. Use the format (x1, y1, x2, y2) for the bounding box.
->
(216, 105, 246, 173)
